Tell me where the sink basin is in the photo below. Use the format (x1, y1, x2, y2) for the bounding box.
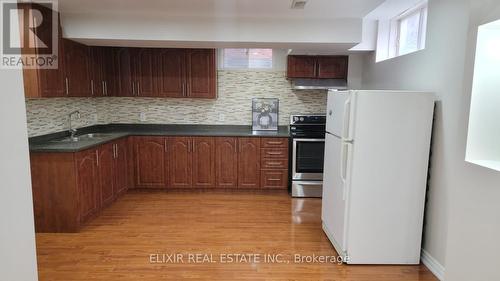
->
(50, 133, 113, 143)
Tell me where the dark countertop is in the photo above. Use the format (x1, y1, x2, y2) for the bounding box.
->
(29, 124, 290, 152)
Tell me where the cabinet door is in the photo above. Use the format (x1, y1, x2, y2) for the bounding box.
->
(133, 48, 157, 97)
(169, 137, 192, 188)
(157, 49, 185, 98)
(114, 139, 129, 196)
(287, 56, 317, 78)
(102, 47, 117, 96)
(192, 137, 216, 188)
(116, 48, 135, 97)
(75, 149, 99, 223)
(133, 137, 167, 188)
(90, 47, 105, 96)
(186, 49, 216, 98)
(238, 138, 261, 188)
(316, 56, 348, 79)
(23, 3, 66, 98)
(216, 137, 238, 188)
(97, 143, 115, 208)
(64, 40, 92, 97)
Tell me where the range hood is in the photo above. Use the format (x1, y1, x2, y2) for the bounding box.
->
(291, 78, 348, 90)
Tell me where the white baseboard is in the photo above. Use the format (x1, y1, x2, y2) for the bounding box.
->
(421, 249, 445, 280)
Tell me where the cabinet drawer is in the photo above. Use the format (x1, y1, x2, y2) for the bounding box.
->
(261, 138, 289, 148)
(261, 159, 288, 169)
(261, 170, 288, 189)
(261, 148, 288, 159)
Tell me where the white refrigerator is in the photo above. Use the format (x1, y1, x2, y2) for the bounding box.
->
(322, 90, 435, 264)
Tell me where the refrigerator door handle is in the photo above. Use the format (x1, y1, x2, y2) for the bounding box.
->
(341, 98, 352, 140)
(340, 142, 350, 200)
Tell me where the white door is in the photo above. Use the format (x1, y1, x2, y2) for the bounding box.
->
(326, 91, 351, 139)
(322, 133, 348, 254)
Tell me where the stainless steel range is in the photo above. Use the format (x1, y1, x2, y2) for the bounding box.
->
(289, 114, 326, 198)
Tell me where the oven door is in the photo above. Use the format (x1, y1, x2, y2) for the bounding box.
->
(292, 138, 325, 180)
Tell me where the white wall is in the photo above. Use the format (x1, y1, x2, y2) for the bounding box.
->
(62, 13, 362, 49)
(361, 0, 500, 280)
(0, 15, 39, 281)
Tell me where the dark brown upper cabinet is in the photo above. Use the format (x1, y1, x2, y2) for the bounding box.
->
(131, 48, 157, 97)
(64, 39, 92, 97)
(287, 55, 348, 79)
(185, 49, 217, 98)
(115, 48, 135, 97)
(157, 49, 186, 98)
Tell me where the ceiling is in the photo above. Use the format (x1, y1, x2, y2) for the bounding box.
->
(58, 0, 385, 19)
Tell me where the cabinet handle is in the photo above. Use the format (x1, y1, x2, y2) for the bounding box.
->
(114, 144, 117, 159)
(105, 81, 108, 96)
(96, 150, 99, 166)
(268, 179, 281, 181)
(65, 77, 69, 96)
(164, 139, 168, 153)
(91, 80, 94, 96)
(102, 81, 106, 96)
(266, 162, 281, 166)
(267, 151, 283, 155)
(137, 82, 140, 96)
(266, 141, 283, 145)
(132, 82, 135, 96)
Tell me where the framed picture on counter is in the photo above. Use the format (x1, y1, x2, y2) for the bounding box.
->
(252, 98, 279, 131)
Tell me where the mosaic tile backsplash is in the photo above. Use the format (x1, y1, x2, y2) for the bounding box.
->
(26, 71, 327, 137)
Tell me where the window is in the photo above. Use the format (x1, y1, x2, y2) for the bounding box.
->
(375, 1, 428, 62)
(465, 19, 500, 171)
(222, 49, 273, 69)
(394, 3, 427, 56)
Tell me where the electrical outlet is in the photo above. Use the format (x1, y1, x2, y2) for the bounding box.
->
(139, 112, 147, 122)
(218, 113, 225, 122)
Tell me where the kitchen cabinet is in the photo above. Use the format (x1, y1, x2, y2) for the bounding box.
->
(238, 138, 261, 189)
(215, 137, 238, 188)
(260, 138, 288, 189)
(186, 49, 217, 98)
(114, 138, 129, 196)
(90, 47, 116, 96)
(64, 39, 92, 97)
(169, 137, 193, 188)
(286, 56, 317, 79)
(192, 137, 216, 188)
(132, 48, 157, 97)
(97, 143, 116, 207)
(287, 55, 348, 79)
(157, 49, 185, 98)
(116, 48, 135, 97)
(30, 138, 130, 232)
(316, 56, 348, 79)
(133, 136, 168, 188)
(75, 149, 100, 223)
(21, 3, 66, 98)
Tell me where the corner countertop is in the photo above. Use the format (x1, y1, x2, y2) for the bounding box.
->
(29, 124, 290, 153)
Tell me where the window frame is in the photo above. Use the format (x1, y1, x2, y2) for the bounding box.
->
(393, 2, 428, 57)
(218, 48, 276, 71)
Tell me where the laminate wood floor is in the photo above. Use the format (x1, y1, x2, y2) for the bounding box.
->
(35, 190, 438, 281)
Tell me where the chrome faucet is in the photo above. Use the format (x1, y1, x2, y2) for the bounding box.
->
(68, 110, 81, 140)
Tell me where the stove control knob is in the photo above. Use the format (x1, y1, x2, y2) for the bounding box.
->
(294, 117, 299, 121)
(299, 117, 304, 121)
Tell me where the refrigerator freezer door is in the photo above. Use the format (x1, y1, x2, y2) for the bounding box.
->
(322, 133, 348, 255)
(326, 90, 352, 139)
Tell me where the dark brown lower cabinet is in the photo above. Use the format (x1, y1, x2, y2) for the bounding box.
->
(216, 137, 238, 188)
(30, 138, 129, 233)
(133, 136, 168, 188)
(168, 137, 193, 188)
(114, 138, 129, 196)
(238, 138, 261, 189)
(192, 137, 216, 188)
(98, 143, 116, 208)
(75, 149, 100, 223)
